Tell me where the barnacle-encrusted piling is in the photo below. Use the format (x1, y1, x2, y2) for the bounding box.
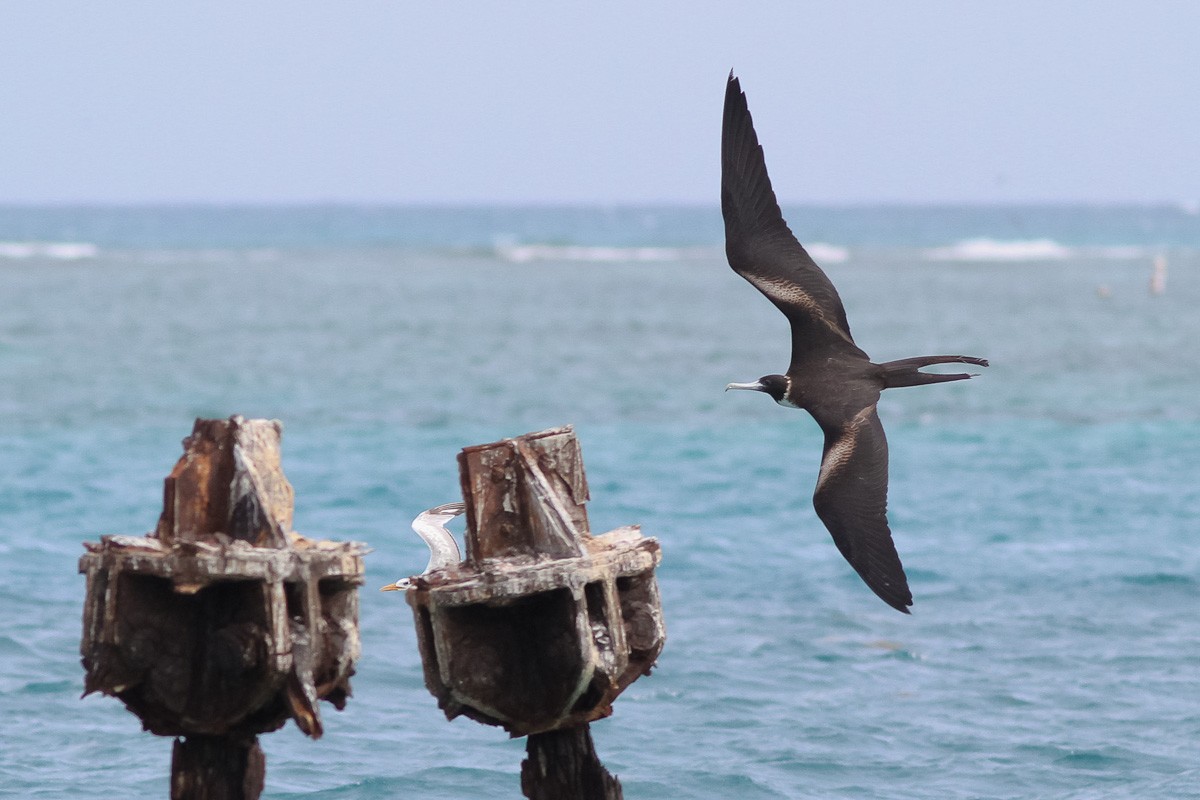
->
(394, 426, 665, 799)
(80, 416, 366, 799)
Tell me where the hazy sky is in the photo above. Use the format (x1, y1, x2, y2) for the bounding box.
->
(3, 2, 1198, 205)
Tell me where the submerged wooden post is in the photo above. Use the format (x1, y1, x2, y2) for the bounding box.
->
(79, 416, 367, 799)
(394, 426, 665, 799)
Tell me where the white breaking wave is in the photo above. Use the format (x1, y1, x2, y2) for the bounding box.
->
(496, 243, 718, 263)
(496, 241, 850, 265)
(925, 238, 1072, 262)
(0, 241, 99, 260)
(804, 243, 850, 264)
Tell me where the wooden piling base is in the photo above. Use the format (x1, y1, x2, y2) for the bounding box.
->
(171, 734, 265, 800)
(520, 724, 623, 800)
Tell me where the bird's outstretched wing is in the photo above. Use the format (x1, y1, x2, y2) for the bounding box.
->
(721, 73, 866, 367)
(380, 501, 465, 592)
(412, 502, 465, 572)
(811, 405, 912, 613)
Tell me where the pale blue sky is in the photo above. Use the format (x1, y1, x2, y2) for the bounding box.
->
(2, 2, 1197, 205)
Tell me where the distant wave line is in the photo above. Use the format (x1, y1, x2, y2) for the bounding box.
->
(925, 238, 1070, 261)
(495, 243, 717, 263)
(0, 237, 1168, 265)
(494, 241, 850, 264)
(923, 238, 1158, 262)
(0, 241, 98, 260)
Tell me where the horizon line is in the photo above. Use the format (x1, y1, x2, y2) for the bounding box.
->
(1, 199, 1197, 211)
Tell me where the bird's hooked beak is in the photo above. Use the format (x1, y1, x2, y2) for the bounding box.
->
(725, 381, 765, 392)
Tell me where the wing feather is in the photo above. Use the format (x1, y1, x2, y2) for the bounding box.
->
(721, 74, 864, 367)
(811, 405, 912, 613)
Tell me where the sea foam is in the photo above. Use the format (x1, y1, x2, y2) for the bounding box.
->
(0, 241, 99, 260)
(494, 241, 849, 265)
(803, 243, 850, 264)
(924, 238, 1072, 262)
(495, 243, 716, 263)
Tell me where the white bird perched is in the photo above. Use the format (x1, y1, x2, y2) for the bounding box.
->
(380, 502, 466, 592)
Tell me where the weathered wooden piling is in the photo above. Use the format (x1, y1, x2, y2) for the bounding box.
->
(393, 426, 665, 799)
(79, 416, 367, 799)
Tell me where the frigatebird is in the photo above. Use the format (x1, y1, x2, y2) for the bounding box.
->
(721, 73, 987, 613)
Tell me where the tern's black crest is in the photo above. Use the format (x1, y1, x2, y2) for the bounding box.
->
(721, 72, 988, 613)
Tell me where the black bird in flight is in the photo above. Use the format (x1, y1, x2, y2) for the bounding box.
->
(721, 73, 988, 613)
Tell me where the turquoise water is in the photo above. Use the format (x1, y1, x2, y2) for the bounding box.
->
(2, 206, 1198, 797)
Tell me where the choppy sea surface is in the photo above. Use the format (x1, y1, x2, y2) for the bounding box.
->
(2, 205, 1198, 798)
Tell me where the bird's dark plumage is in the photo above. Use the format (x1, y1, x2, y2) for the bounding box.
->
(721, 73, 987, 613)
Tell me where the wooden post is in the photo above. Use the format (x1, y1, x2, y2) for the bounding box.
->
(522, 725, 623, 800)
(394, 426, 665, 798)
(171, 735, 266, 800)
(80, 416, 367, 798)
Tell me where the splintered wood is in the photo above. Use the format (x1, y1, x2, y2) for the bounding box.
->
(79, 416, 366, 800)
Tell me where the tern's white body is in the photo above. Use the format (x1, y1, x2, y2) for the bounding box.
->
(380, 501, 466, 592)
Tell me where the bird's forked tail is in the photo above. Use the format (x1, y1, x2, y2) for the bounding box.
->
(879, 355, 989, 389)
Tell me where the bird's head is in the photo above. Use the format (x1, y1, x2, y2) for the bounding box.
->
(380, 578, 413, 592)
(725, 374, 790, 404)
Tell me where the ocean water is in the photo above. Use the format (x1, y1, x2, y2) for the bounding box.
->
(1, 205, 1198, 798)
